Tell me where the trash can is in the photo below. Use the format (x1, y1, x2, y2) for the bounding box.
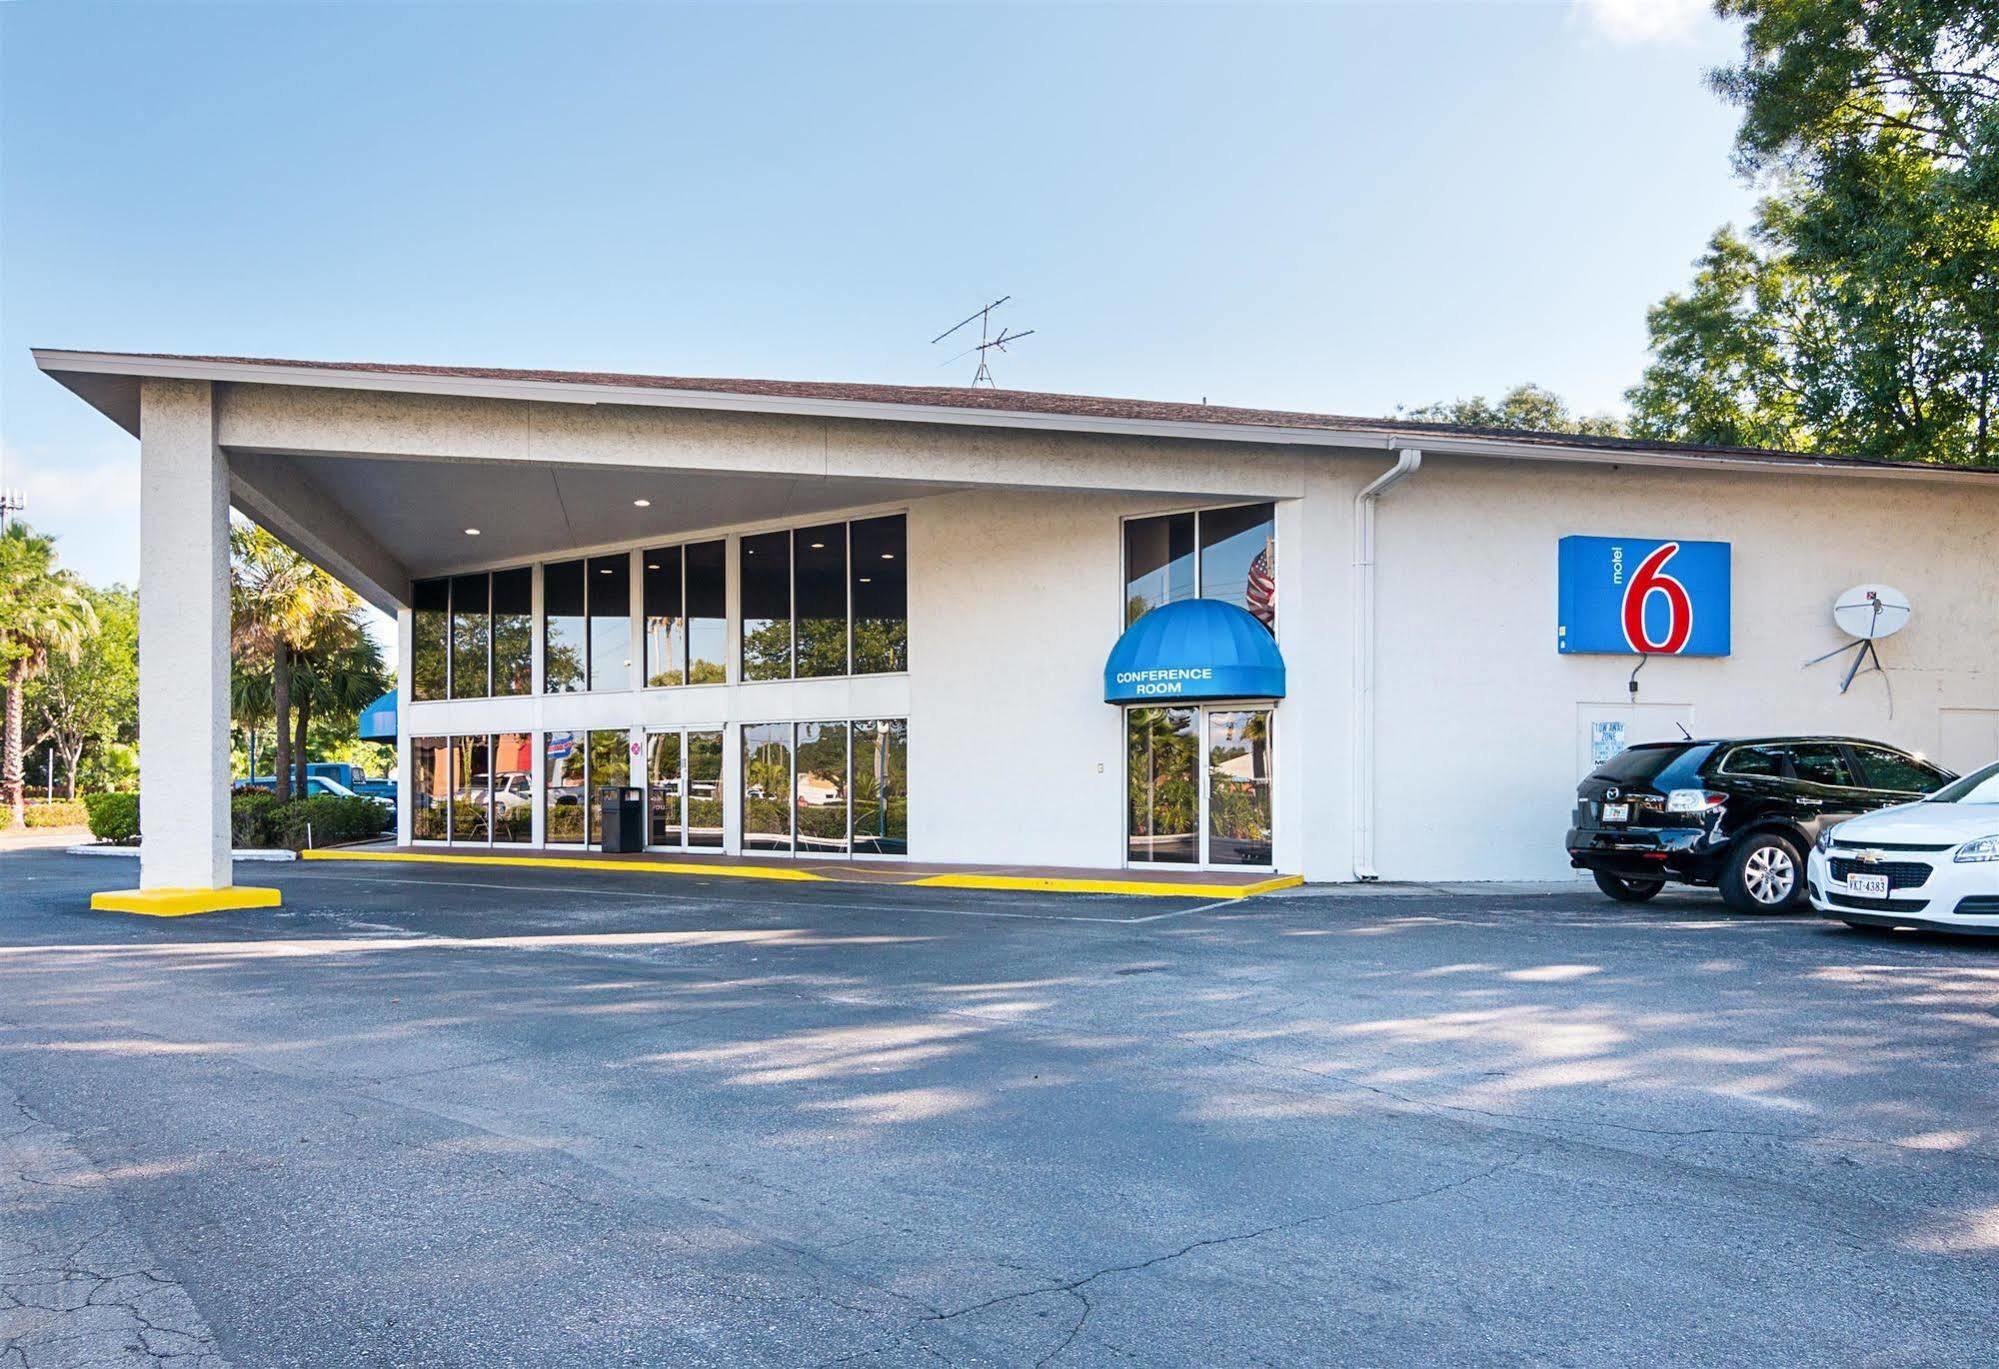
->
(598, 786, 646, 853)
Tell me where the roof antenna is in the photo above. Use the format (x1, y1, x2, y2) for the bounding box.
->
(932, 295, 1034, 388)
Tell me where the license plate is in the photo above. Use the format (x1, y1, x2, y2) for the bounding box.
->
(1600, 803, 1630, 824)
(1849, 873, 1890, 898)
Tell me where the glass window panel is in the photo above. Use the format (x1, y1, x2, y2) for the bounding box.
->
(742, 723, 793, 851)
(1127, 708, 1198, 864)
(687, 729, 725, 847)
(1206, 710, 1273, 866)
(643, 548, 686, 687)
(852, 719, 908, 855)
(740, 532, 792, 681)
(1783, 743, 1856, 788)
(544, 731, 586, 845)
(411, 579, 450, 702)
(851, 515, 908, 674)
(449, 574, 490, 699)
(587, 729, 631, 846)
(795, 721, 850, 855)
(1198, 503, 1277, 631)
(492, 732, 534, 843)
(450, 735, 491, 844)
(543, 560, 587, 694)
(1851, 744, 1950, 793)
(685, 541, 727, 685)
(1124, 513, 1195, 627)
(794, 525, 848, 678)
(1723, 746, 1785, 778)
(491, 568, 533, 697)
(647, 731, 683, 847)
(588, 555, 631, 692)
(410, 736, 448, 840)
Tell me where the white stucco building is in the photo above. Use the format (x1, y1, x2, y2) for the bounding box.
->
(35, 349, 1999, 909)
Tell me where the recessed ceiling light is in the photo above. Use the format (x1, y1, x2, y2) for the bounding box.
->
(858, 576, 872, 584)
(633, 498, 651, 508)
(880, 552, 895, 560)
(809, 541, 826, 550)
(599, 567, 613, 575)
(464, 528, 481, 536)
(645, 563, 660, 570)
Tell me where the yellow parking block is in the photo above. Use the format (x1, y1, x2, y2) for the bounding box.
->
(90, 886, 284, 917)
(906, 872, 1303, 900)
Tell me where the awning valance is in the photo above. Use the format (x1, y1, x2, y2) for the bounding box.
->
(357, 689, 397, 743)
(1104, 600, 1285, 704)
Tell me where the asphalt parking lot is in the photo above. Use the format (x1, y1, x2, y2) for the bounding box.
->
(3, 851, 1997, 1368)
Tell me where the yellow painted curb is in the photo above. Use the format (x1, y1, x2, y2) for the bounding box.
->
(906, 872, 1303, 900)
(299, 848, 828, 883)
(90, 886, 284, 917)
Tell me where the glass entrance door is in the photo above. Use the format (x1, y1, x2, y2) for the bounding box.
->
(1125, 706, 1274, 869)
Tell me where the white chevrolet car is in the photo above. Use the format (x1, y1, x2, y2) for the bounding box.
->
(1809, 760, 1999, 935)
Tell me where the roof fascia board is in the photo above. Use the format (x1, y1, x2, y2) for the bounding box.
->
(33, 349, 1999, 486)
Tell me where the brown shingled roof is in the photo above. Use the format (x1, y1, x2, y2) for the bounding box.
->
(47, 351, 1999, 476)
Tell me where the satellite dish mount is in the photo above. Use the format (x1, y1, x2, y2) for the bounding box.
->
(1804, 584, 1911, 696)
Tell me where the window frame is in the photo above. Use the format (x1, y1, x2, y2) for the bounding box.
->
(1119, 501, 1278, 636)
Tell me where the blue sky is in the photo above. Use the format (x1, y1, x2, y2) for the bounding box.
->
(1, 0, 1752, 590)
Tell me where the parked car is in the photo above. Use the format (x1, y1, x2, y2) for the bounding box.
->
(1567, 737, 1955, 912)
(1808, 759, 1999, 935)
(236, 774, 395, 811)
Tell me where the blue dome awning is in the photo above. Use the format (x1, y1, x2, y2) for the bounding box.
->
(357, 689, 398, 743)
(1104, 600, 1285, 704)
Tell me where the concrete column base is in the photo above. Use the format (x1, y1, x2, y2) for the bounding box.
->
(90, 887, 283, 917)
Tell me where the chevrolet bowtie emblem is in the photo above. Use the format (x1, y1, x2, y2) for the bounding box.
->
(1857, 850, 1884, 864)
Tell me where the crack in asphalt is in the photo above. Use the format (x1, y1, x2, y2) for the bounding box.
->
(921, 1148, 1530, 1354)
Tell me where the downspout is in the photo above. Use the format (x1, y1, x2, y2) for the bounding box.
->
(1351, 448, 1423, 881)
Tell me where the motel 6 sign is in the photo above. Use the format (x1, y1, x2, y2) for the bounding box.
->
(1557, 536, 1732, 657)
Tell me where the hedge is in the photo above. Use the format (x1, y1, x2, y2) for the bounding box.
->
(24, 800, 91, 828)
(86, 791, 391, 850)
(0, 805, 12, 832)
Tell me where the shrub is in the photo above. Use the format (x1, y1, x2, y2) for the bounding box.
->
(231, 793, 280, 847)
(25, 800, 91, 829)
(83, 792, 140, 842)
(0, 805, 13, 832)
(269, 794, 389, 850)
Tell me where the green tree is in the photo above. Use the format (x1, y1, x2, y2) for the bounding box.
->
(229, 525, 351, 801)
(286, 609, 390, 796)
(1630, 1, 1999, 465)
(0, 523, 99, 824)
(26, 584, 136, 799)
(1399, 384, 1625, 437)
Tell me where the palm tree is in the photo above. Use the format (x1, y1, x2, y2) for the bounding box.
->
(229, 525, 347, 801)
(0, 524, 99, 826)
(286, 609, 389, 795)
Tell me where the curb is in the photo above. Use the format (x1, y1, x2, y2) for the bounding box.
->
(298, 848, 828, 882)
(67, 845, 298, 862)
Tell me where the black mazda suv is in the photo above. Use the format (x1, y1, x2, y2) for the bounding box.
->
(1567, 737, 1955, 911)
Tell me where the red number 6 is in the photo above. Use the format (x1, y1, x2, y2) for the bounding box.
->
(1622, 543, 1693, 654)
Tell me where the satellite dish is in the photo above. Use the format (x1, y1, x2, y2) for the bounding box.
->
(1832, 584, 1911, 640)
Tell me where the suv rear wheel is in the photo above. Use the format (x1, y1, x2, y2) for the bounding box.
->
(1721, 832, 1804, 912)
(1592, 871, 1665, 903)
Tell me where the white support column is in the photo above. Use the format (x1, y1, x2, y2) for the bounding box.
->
(96, 381, 279, 913)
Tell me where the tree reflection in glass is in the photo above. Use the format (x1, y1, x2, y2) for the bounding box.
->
(795, 721, 849, 854)
(1127, 708, 1198, 863)
(1206, 710, 1272, 865)
(687, 729, 724, 846)
(587, 729, 629, 845)
(544, 732, 586, 844)
(543, 560, 587, 693)
(852, 719, 907, 854)
(742, 723, 792, 851)
(740, 533, 792, 681)
(795, 527, 847, 677)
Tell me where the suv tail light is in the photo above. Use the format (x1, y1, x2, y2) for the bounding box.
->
(1665, 789, 1727, 814)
